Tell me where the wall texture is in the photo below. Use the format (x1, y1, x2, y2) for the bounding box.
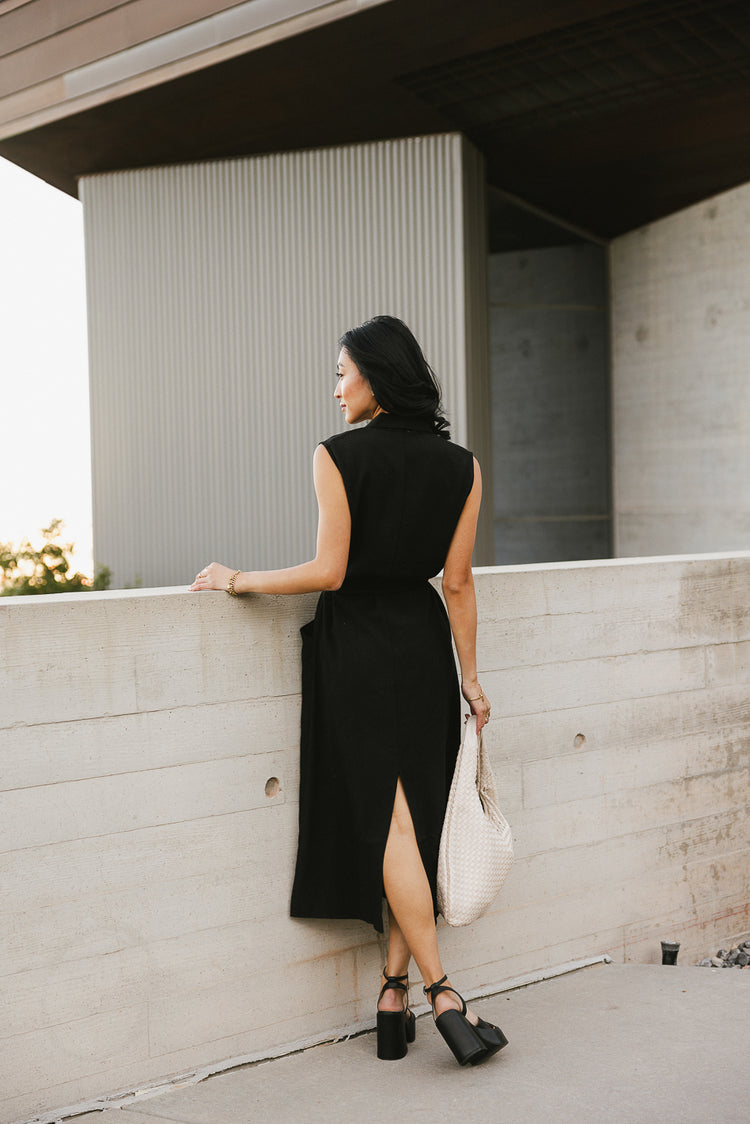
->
(2, 557, 749, 1122)
(611, 180, 750, 556)
(489, 244, 610, 564)
(81, 134, 493, 588)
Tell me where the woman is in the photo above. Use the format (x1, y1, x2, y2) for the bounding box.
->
(190, 315, 507, 1066)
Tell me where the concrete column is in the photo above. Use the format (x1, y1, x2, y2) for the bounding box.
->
(611, 180, 750, 556)
(80, 134, 492, 587)
(489, 244, 610, 564)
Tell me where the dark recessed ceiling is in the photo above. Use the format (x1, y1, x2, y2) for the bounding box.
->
(3, 0, 750, 240)
(399, 0, 750, 142)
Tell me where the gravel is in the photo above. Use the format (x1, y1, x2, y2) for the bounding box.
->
(697, 939, 750, 969)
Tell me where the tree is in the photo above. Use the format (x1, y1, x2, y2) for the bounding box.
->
(0, 519, 110, 596)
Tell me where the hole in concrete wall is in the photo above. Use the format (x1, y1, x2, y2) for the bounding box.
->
(265, 777, 281, 797)
(574, 733, 586, 748)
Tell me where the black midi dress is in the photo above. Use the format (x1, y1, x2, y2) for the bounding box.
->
(290, 412, 475, 932)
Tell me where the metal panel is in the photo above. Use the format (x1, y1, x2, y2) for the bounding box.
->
(81, 134, 490, 586)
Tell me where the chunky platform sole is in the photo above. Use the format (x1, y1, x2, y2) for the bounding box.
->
(376, 969, 415, 1060)
(376, 1008, 416, 1060)
(471, 1017, 509, 1064)
(434, 1009, 488, 1067)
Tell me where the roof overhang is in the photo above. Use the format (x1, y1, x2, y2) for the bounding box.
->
(2, 0, 750, 241)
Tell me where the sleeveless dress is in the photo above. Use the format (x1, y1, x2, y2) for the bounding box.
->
(290, 412, 475, 932)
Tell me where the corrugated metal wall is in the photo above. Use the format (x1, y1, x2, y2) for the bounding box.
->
(81, 134, 491, 587)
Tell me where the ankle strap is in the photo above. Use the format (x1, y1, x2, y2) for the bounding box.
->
(423, 975, 466, 1015)
(379, 967, 409, 1001)
(423, 974, 448, 996)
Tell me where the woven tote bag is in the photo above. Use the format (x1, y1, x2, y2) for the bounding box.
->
(437, 714, 514, 927)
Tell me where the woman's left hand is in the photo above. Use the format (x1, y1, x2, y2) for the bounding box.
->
(188, 562, 235, 592)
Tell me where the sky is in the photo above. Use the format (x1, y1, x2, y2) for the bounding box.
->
(0, 156, 92, 571)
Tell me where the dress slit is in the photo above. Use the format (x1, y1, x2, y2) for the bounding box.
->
(380, 775, 441, 923)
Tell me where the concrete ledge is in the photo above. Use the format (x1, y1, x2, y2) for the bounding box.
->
(3, 556, 750, 1121)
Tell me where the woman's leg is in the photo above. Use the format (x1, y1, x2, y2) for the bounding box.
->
(377, 906, 411, 1013)
(381, 779, 461, 1018)
(385, 905, 411, 976)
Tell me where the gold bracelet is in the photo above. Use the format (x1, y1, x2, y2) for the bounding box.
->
(226, 570, 241, 596)
(467, 689, 485, 702)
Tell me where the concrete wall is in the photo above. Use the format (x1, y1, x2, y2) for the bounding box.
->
(489, 244, 610, 564)
(3, 557, 750, 1122)
(611, 180, 750, 556)
(81, 134, 493, 588)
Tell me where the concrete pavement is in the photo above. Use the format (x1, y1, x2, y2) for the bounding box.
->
(64, 962, 749, 1124)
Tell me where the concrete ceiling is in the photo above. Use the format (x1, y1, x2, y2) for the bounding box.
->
(3, 0, 750, 241)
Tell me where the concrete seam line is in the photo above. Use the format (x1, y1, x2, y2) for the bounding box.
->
(461, 954, 614, 1004)
(16, 1019, 379, 1124)
(19, 955, 612, 1124)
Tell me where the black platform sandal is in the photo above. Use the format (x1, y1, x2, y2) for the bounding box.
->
(377, 969, 417, 1060)
(472, 1013, 509, 1058)
(423, 975, 508, 1067)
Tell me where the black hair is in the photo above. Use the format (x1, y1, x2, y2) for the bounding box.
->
(338, 315, 451, 439)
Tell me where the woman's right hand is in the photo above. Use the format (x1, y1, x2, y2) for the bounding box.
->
(189, 562, 236, 591)
(462, 681, 491, 735)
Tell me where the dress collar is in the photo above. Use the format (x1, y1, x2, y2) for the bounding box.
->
(367, 413, 435, 433)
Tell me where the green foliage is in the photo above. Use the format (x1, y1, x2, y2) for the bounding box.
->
(0, 519, 111, 596)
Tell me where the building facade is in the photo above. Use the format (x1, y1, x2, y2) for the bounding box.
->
(2, 0, 750, 583)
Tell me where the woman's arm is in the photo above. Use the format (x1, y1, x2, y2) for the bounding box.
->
(441, 457, 491, 733)
(189, 444, 350, 595)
